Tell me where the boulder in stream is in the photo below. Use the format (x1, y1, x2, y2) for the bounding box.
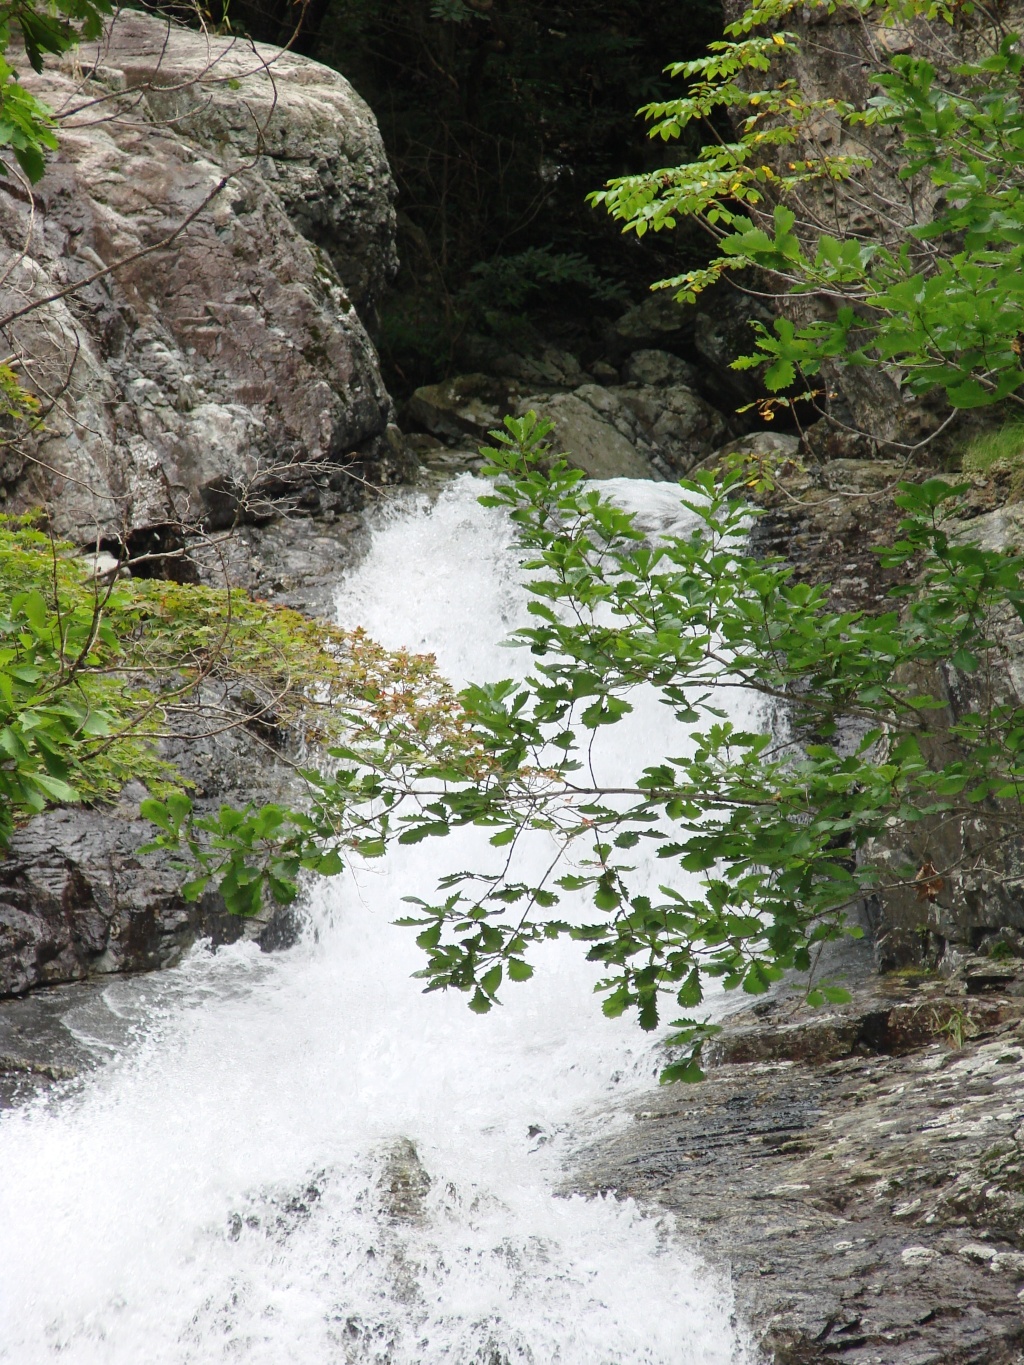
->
(518, 377, 728, 480)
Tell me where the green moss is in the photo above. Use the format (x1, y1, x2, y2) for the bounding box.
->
(0, 516, 461, 839)
(961, 421, 1024, 501)
(887, 965, 936, 981)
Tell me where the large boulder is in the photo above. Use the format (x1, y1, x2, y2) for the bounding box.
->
(409, 365, 731, 480)
(613, 287, 773, 418)
(95, 15, 398, 317)
(518, 388, 658, 480)
(0, 11, 401, 546)
(519, 374, 729, 480)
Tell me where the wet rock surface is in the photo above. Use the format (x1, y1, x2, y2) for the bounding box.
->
(378, 1137, 432, 1223)
(0, 717, 301, 1000)
(0, 979, 107, 1108)
(188, 507, 371, 616)
(576, 970, 1024, 1364)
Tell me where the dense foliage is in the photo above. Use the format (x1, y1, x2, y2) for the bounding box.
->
(593, 0, 1024, 427)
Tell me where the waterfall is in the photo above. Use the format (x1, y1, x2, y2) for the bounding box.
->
(0, 476, 755, 1364)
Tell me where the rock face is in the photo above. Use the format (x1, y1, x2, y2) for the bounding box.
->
(0, 14, 406, 997)
(0, 10, 402, 546)
(0, 655, 314, 998)
(866, 503, 1024, 974)
(577, 968, 1024, 1364)
(408, 350, 731, 480)
(724, 447, 1024, 981)
(612, 286, 774, 417)
(0, 791, 276, 999)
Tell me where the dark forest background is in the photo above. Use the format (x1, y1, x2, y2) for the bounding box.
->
(201, 0, 724, 394)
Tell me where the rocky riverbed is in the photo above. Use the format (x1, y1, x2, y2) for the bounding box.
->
(577, 963, 1024, 1365)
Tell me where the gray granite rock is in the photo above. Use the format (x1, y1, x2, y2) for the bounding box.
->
(516, 380, 729, 480)
(622, 348, 700, 389)
(407, 374, 519, 445)
(409, 368, 732, 480)
(575, 973, 1024, 1364)
(518, 386, 661, 479)
(0, 10, 400, 544)
(0, 699, 304, 999)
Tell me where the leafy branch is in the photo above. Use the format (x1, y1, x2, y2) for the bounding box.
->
(145, 413, 1024, 1080)
(591, 0, 1024, 424)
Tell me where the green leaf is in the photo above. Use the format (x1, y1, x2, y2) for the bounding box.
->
(742, 961, 773, 995)
(594, 884, 620, 911)
(316, 848, 344, 876)
(30, 772, 79, 803)
(660, 1058, 705, 1084)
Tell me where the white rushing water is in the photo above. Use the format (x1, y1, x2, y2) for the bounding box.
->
(0, 477, 755, 1365)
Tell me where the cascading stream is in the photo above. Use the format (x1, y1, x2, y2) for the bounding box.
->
(0, 476, 756, 1365)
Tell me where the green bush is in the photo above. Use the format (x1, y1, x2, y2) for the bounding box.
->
(0, 517, 456, 852)
(593, 0, 1024, 425)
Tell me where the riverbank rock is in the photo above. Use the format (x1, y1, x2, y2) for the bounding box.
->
(576, 969, 1024, 1364)
(0, 10, 402, 546)
(519, 369, 730, 479)
(715, 443, 1024, 994)
(408, 354, 732, 480)
(612, 285, 774, 416)
(0, 688, 307, 999)
(0, 13, 407, 998)
(0, 497, 381, 1002)
(863, 500, 1024, 977)
(407, 374, 519, 445)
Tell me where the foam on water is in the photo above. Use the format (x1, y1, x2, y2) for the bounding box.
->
(0, 476, 754, 1364)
